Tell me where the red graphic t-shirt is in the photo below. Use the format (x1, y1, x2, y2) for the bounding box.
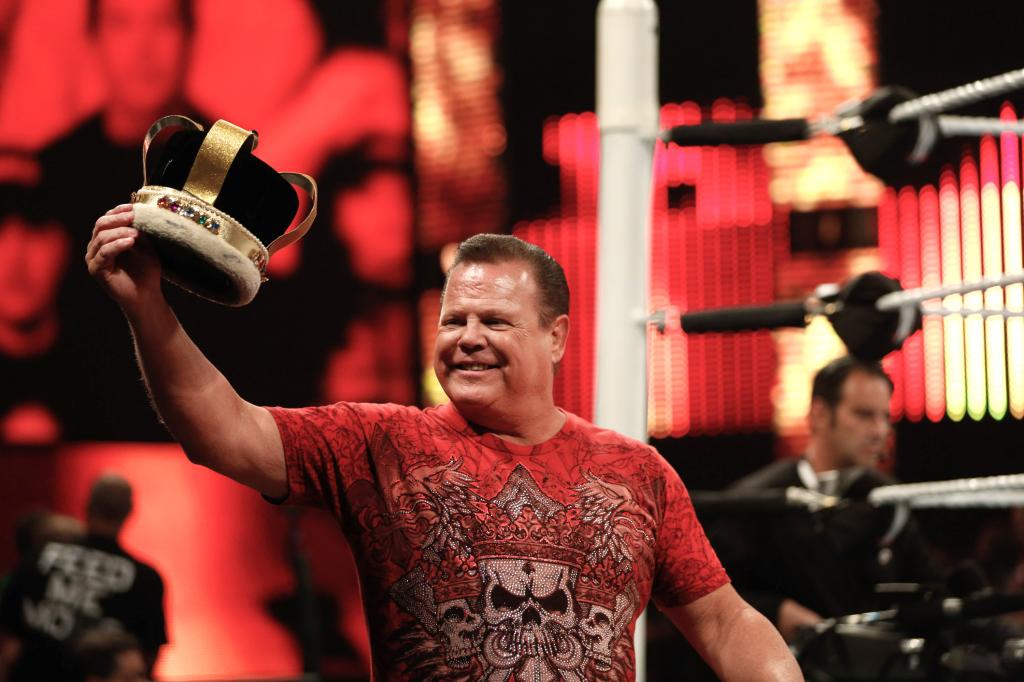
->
(268, 402, 728, 681)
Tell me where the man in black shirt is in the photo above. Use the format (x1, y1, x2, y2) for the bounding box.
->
(0, 474, 167, 681)
(37, 0, 199, 441)
(710, 356, 941, 641)
(39, 0, 195, 224)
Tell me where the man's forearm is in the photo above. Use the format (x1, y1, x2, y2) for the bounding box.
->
(669, 585, 804, 681)
(127, 299, 238, 452)
(125, 298, 286, 495)
(708, 605, 802, 681)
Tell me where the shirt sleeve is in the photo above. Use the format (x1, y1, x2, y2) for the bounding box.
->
(264, 399, 403, 516)
(649, 456, 730, 608)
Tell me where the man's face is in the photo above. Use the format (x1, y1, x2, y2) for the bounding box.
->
(815, 370, 892, 469)
(94, 0, 188, 114)
(0, 217, 69, 326)
(433, 261, 567, 423)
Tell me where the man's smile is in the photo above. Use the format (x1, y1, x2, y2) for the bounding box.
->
(453, 362, 500, 372)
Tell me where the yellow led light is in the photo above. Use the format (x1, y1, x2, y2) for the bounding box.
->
(1002, 181, 1024, 418)
(939, 175, 967, 421)
(980, 154, 1007, 420)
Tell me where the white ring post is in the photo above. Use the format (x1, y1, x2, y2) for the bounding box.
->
(596, 1, 658, 680)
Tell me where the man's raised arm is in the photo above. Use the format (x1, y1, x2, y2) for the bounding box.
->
(86, 204, 287, 498)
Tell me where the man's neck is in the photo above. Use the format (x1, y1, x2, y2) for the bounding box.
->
(462, 404, 566, 445)
(87, 519, 122, 540)
(804, 441, 838, 473)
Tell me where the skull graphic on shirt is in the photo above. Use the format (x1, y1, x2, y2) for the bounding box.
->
(389, 463, 650, 680)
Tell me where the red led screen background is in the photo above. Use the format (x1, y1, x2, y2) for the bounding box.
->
(514, 102, 779, 437)
(0, 0, 416, 444)
(0, 0, 415, 678)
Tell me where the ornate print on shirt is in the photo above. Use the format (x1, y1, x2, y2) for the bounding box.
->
(269, 402, 729, 681)
(387, 461, 648, 682)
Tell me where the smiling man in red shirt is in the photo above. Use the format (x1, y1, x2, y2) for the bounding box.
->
(86, 207, 800, 680)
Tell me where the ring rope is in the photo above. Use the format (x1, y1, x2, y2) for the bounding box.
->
(888, 491, 1024, 509)
(869, 473, 1024, 507)
(876, 271, 1024, 311)
(889, 68, 1024, 123)
(937, 115, 1024, 137)
(920, 304, 1024, 318)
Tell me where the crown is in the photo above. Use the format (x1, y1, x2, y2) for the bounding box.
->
(472, 504, 590, 567)
(130, 115, 318, 306)
(576, 555, 635, 610)
(468, 503, 633, 610)
(420, 556, 483, 603)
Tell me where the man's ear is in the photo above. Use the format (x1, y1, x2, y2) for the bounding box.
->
(808, 398, 831, 434)
(550, 314, 569, 364)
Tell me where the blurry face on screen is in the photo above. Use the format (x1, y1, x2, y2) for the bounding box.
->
(0, 217, 69, 327)
(94, 0, 188, 114)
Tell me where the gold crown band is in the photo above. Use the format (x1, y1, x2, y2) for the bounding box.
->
(183, 119, 257, 205)
(268, 172, 318, 258)
(141, 115, 203, 187)
(132, 186, 270, 278)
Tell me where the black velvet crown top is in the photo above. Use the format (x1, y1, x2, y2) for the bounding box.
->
(145, 127, 299, 245)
